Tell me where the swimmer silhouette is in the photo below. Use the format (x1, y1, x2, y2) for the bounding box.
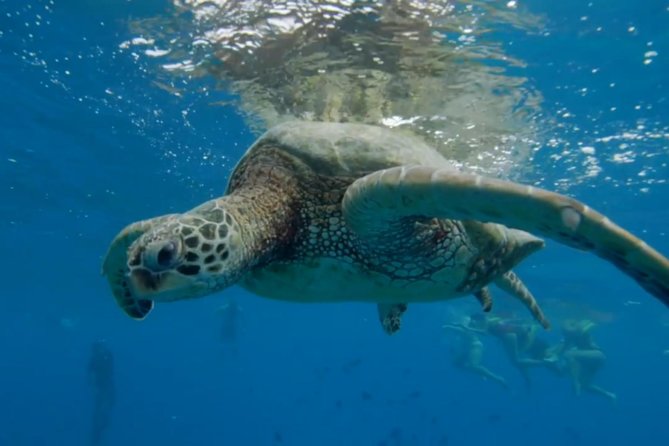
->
(467, 313, 557, 387)
(87, 340, 115, 445)
(443, 321, 509, 389)
(217, 300, 243, 344)
(549, 319, 617, 403)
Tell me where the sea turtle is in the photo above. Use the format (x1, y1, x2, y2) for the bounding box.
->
(103, 121, 669, 334)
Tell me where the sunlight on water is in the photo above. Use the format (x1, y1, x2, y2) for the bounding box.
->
(4, 0, 667, 194)
(120, 0, 546, 178)
(2, 0, 235, 195)
(545, 120, 669, 193)
(118, 0, 667, 193)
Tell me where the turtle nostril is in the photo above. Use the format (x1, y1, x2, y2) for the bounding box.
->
(157, 241, 177, 267)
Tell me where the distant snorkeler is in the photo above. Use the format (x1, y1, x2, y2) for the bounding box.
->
(443, 319, 509, 389)
(548, 319, 617, 403)
(467, 313, 557, 387)
(216, 299, 243, 345)
(87, 340, 115, 445)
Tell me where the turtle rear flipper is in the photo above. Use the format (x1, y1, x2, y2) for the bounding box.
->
(473, 279, 550, 329)
(473, 287, 493, 312)
(494, 271, 550, 329)
(343, 165, 669, 307)
(377, 303, 408, 335)
(102, 215, 177, 319)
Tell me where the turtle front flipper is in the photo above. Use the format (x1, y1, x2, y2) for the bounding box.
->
(377, 303, 408, 335)
(102, 215, 178, 319)
(343, 166, 669, 307)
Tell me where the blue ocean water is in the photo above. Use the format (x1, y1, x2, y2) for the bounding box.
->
(1, 1, 668, 445)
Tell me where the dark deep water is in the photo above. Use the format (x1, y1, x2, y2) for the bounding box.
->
(1, 1, 668, 445)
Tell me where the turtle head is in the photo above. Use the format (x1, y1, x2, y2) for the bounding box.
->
(123, 207, 246, 307)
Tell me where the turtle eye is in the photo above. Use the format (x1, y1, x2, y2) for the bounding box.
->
(157, 241, 178, 267)
(143, 239, 182, 271)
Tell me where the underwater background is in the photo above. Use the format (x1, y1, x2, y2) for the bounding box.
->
(1, 0, 668, 445)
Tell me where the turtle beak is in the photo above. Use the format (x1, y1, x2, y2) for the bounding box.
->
(128, 268, 209, 302)
(129, 268, 160, 294)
